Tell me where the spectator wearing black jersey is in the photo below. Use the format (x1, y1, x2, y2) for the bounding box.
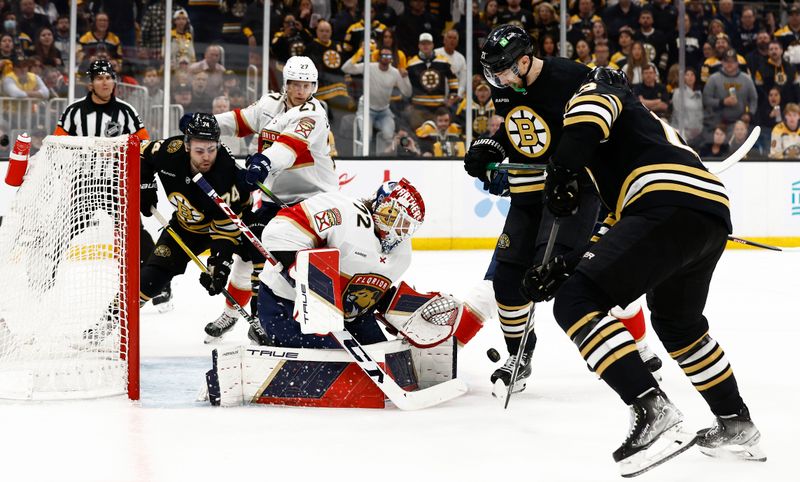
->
(633, 63, 669, 117)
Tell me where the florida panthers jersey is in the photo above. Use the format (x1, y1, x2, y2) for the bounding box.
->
(259, 191, 412, 321)
(215, 93, 337, 204)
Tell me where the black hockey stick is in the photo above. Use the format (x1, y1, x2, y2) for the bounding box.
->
(193, 173, 468, 409)
(503, 218, 561, 409)
(726, 236, 799, 252)
(149, 207, 269, 343)
(487, 162, 547, 172)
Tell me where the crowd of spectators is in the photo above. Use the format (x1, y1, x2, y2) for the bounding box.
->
(3, 0, 800, 158)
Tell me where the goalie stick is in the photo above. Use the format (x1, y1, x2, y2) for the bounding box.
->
(193, 173, 469, 410)
(149, 207, 269, 344)
(486, 126, 760, 175)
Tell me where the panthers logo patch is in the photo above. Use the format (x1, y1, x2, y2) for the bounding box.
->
(505, 106, 550, 158)
(343, 274, 391, 320)
(154, 244, 171, 257)
(313, 208, 342, 232)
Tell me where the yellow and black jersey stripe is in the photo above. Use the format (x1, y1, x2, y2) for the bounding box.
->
(590, 213, 617, 243)
(614, 163, 729, 221)
(564, 91, 622, 140)
(507, 168, 546, 194)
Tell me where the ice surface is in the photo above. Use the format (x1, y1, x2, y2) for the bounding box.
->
(1, 249, 797, 482)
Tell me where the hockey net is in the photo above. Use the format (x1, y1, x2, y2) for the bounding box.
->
(0, 135, 139, 400)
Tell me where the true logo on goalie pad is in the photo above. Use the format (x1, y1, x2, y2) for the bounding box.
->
(343, 274, 391, 319)
(313, 208, 342, 233)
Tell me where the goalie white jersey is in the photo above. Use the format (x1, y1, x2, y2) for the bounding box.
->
(259, 191, 412, 320)
(215, 92, 337, 204)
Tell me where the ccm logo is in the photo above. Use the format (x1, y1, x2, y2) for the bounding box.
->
(246, 349, 300, 359)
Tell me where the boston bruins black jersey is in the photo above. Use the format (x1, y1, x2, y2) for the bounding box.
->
(141, 135, 251, 246)
(306, 38, 348, 102)
(489, 57, 591, 203)
(556, 76, 732, 232)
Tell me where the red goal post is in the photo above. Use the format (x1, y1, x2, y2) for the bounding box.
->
(0, 134, 139, 400)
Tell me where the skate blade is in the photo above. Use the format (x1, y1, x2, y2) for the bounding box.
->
(698, 443, 767, 462)
(204, 334, 226, 344)
(491, 379, 526, 400)
(619, 424, 697, 478)
(156, 300, 175, 314)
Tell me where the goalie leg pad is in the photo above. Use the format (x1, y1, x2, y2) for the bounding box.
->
(207, 342, 417, 408)
(411, 336, 457, 389)
(258, 284, 340, 349)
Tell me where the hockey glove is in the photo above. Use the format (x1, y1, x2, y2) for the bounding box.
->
(200, 253, 233, 296)
(464, 138, 506, 182)
(244, 152, 271, 187)
(544, 164, 581, 218)
(483, 170, 510, 197)
(140, 181, 158, 217)
(520, 255, 572, 303)
(178, 113, 194, 133)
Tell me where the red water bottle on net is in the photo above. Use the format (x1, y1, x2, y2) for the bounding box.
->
(5, 132, 31, 187)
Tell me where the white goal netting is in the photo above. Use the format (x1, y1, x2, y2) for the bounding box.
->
(0, 135, 139, 400)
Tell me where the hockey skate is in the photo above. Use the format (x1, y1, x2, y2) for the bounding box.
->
(696, 405, 766, 461)
(491, 350, 532, 400)
(151, 283, 173, 313)
(204, 312, 239, 343)
(613, 387, 696, 478)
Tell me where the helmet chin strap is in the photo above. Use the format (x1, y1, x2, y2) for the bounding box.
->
(510, 55, 533, 94)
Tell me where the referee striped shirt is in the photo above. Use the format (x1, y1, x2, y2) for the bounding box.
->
(54, 93, 149, 140)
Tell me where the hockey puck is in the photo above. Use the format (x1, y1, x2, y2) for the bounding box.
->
(487, 348, 501, 363)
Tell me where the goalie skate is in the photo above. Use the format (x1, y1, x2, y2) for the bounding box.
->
(696, 406, 766, 462)
(204, 312, 239, 343)
(491, 351, 532, 400)
(614, 388, 696, 478)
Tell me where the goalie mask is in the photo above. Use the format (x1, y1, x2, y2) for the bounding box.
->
(371, 178, 425, 253)
(283, 55, 318, 95)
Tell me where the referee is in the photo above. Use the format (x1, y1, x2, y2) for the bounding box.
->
(52, 60, 173, 312)
(54, 59, 149, 139)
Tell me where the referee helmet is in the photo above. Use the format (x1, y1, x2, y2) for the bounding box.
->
(87, 59, 117, 81)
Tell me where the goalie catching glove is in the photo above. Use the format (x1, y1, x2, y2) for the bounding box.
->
(377, 281, 485, 348)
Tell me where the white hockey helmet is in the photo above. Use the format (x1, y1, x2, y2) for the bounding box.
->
(283, 55, 318, 95)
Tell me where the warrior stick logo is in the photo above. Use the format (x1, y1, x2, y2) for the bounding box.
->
(505, 106, 550, 158)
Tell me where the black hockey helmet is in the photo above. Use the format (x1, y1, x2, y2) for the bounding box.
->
(586, 67, 632, 94)
(481, 24, 533, 89)
(86, 59, 117, 81)
(587, 67, 629, 88)
(184, 113, 220, 144)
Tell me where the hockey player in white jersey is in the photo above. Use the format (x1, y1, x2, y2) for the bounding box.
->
(202, 56, 339, 341)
